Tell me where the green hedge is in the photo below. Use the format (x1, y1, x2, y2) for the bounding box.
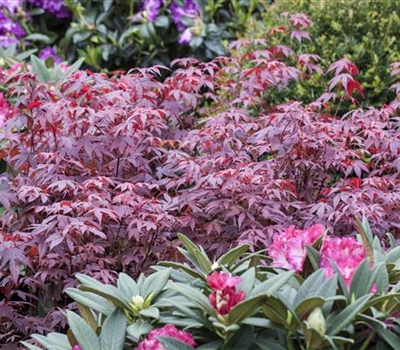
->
(250, 0, 400, 107)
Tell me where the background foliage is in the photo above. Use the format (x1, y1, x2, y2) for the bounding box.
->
(251, 0, 400, 109)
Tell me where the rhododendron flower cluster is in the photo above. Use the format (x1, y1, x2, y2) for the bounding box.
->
(28, 0, 70, 18)
(132, 0, 200, 44)
(269, 224, 325, 272)
(135, 324, 195, 350)
(0, 92, 10, 127)
(207, 271, 246, 315)
(269, 225, 367, 287)
(320, 236, 366, 287)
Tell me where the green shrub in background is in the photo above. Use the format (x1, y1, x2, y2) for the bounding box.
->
(0, 0, 267, 72)
(250, 0, 400, 108)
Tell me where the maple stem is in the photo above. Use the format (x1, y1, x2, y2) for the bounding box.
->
(116, 156, 120, 177)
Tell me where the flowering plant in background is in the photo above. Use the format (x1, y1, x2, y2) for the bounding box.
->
(320, 236, 366, 287)
(135, 324, 195, 350)
(28, 0, 70, 19)
(269, 224, 324, 272)
(0, 8, 25, 48)
(38, 46, 62, 64)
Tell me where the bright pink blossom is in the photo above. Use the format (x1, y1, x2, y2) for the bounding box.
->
(0, 92, 10, 127)
(320, 236, 365, 287)
(269, 224, 324, 272)
(71, 346, 82, 350)
(135, 324, 195, 350)
(207, 271, 242, 291)
(207, 271, 245, 315)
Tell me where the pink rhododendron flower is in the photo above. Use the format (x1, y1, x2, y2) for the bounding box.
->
(71, 346, 82, 350)
(0, 92, 10, 127)
(269, 224, 324, 272)
(135, 324, 195, 350)
(207, 271, 246, 315)
(320, 236, 365, 287)
(207, 271, 242, 291)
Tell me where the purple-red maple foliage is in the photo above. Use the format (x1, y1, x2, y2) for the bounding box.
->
(1, 12, 400, 344)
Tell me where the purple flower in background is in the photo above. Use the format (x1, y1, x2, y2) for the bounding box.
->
(28, 0, 70, 19)
(178, 27, 192, 44)
(0, 0, 23, 13)
(131, 0, 164, 23)
(143, 0, 163, 22)
(170, 0, 200, 32)
(39, 46, 62, 64)
(0, 10, 25, 48)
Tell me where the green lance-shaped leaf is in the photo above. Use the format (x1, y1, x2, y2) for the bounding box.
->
(327, 294, 372, 336)
(217, 244, 250, 266)
(77, 303, 97, 331)
(126, 320, 153, 342)
(31, 55, 52, 82)
(158, 261, 205, 280)
(25, 333, 71, 350)
(100, 308, 126, 350)
(295, 297, 324, 320)
(168, 282, 215, 315)
(355, 216, 374, 264)
(157, 336, 196, 350)
(349, 258, 374, 299)
(140, 268, 171, 300)
(117, 272, 140, 300)
(228, 295, 268, 325)
(177, 233, 213, 274)
(19, 343, 44, 350)
(67, 311, 100, 350)
(221, 325, 255, 350)
(65, 288, 115, 315)
(250, 270, 295, 297)
(139, 307, 160, 319)
(293, 269, 326, 308)
(237, 267, 256, 297)
(385, 245, 400, 264)
(262, 295, 289, 325)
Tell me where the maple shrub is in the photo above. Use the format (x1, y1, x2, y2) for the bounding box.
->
(2, 11, 400, 344)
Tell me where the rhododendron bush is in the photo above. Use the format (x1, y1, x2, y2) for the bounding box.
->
(2, 12, 400, 346)
(21, 227, 400, 349)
